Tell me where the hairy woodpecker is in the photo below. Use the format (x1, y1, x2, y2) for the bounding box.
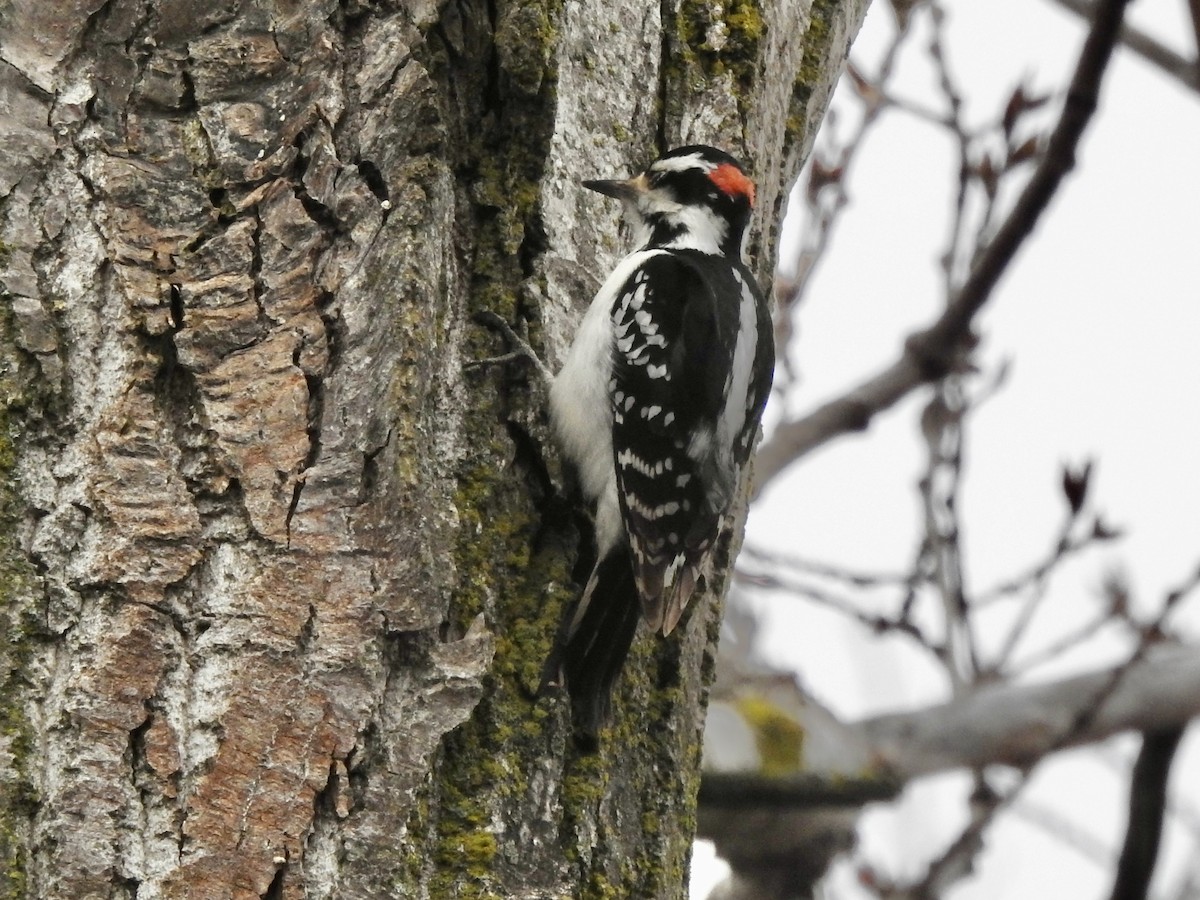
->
(545, 145, 775, 735)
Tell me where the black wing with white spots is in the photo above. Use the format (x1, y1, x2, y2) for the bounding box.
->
(608, 250, 770, 634)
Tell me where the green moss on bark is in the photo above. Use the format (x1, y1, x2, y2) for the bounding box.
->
(667, 0, 766, 129)
(785, 0, 842, 148)
(0, 309, 39, 899)
(391, 1, 576, 895)
(398, 0, 844, 894)
(676, 0, 764, 86)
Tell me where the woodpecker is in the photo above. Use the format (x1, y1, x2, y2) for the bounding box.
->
(544, 145, 775, 735)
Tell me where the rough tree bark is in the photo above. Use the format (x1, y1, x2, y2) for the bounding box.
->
(0, 0, 864, 896)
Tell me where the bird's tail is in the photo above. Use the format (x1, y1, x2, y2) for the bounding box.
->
(539, 548, 641, 739)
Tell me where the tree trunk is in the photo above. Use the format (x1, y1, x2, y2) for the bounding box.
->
(0, 0, 864, 896)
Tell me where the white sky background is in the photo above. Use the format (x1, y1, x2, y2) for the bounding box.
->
(695, 0, 1200, 897)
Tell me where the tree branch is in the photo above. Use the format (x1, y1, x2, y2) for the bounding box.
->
(1108, 725, 1186, 900)
(1046, 0, 1200, 95)
(754, 0, 1133, 494)
(699, 772, 900, 808)
(850, 643, 1200, 779)
(1191, 0, 1200, 63)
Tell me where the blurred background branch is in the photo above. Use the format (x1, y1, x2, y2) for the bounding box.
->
(1046, 0, 1200, 93)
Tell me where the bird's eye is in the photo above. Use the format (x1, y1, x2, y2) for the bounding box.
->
(648, 171, 666, 187)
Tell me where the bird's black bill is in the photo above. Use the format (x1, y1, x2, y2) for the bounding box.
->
(582, 178, 639, 201)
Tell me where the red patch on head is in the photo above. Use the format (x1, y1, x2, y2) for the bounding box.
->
(709, 163, 756, 205)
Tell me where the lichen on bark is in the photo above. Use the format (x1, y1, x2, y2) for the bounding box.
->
(0, 405, 36, 900)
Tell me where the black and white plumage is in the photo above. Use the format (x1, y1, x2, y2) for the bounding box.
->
(544, 145, 774, 734)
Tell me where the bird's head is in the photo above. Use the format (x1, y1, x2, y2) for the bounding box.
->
(583, 145, 756, 259)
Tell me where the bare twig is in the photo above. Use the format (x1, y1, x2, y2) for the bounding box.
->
(928, 3, 975, 295)
(739, 544, 911, 589)
(1044, 559, 1200, 771)
(904, 774, 1024, 897)
(1008, 608, 1114, 674)
(987, 500, 1102, 672)
(1045, 0, 1200, 94)
(1155, 560, 1200, 632)
(774, 23, 917, 386)
(754, 0, 1135, 494)
(977, 518, 1117, 606)
(1012, 797, 1112, 864)
(917, 380, 979, 691)
(874, 88, 954, 127)
(734, 567, 934, 648)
